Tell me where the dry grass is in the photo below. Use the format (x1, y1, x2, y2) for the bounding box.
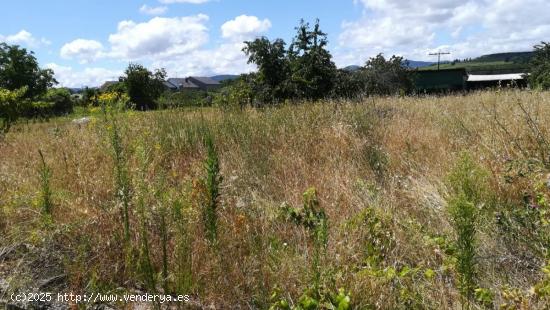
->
(1, 90, 550, 309)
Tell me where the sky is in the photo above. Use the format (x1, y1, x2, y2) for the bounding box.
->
(1, 0, 549, 87)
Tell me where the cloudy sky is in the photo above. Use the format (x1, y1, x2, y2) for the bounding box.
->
(1, 0, 548, 87)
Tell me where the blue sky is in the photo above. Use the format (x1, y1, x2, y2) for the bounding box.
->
(2, 0, 549, 87)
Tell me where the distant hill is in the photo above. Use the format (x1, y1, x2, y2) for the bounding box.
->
(474, 52, 533, 64)
(342, 65, 361, 72)
(210, 75, 239, 82)
(342, 60, 434, 71)
(404, 60, 436, 68)
(419, 51, 533, 73)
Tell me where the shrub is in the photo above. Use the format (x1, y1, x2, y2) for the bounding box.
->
(363, 54, 414, 95)
(212, 78, 253, 109)
(157, 90, 209, 108)
(42, 88, 74, 114)
(0, 87, 28, 133)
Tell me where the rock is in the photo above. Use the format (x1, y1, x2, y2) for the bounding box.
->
(72, 117, 91, 125)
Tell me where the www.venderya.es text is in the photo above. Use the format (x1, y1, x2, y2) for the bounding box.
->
(11, 292, 190, 304)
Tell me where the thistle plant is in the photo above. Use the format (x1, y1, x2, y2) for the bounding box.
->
(447, 153, 488, 309)
(108, 113, 132, 243)
(203, 134, 222, 244)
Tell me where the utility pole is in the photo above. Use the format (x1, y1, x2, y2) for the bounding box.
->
(429, 51, 450, 70)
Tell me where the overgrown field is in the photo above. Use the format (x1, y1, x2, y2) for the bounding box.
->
(1, 90, 550, 309)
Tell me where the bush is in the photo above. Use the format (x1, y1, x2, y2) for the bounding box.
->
(529, 42, 550, 90)
(18, 88, 74, 118)
(42, 88, 74, 114)
(0, 87, 28, 132)
(212, 78, 253, 109)
(158, 90, 209, 108)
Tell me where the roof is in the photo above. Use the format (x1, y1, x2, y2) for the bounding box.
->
(189, 76, 220, 85)
(467, 73, 526, 82)
(167, 78, 200, 89)
(163, 81, 177, 89)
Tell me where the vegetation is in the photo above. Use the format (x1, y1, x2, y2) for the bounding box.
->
(240, 19, 414, 105)
(2, 90, 550, 309)
(0, 43, 56, 99)
(0, 87, 27, 132)
(529, 42, 550, 90)
(120, 63, 166, 110)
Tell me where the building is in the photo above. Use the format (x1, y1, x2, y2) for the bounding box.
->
(165, 77, 221, 91)
(414, 68, 528, 92)
(414, 68, 468, 92)
(466, 73, 527, 89)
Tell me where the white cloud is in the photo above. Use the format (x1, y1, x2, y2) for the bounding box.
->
(152, 15, 272, 76)
(60, 39, 104, 63)
(139, 4, 168, 15)
(55, 13, 270, 77)
(221, 15, 271, 41)
(338, 0, 550, 66)
(0, 30, 50, 48)
(107, 15, 209, 60)
(45, 63, 122, 88)
(158, 0, 210, 3)
(152, 42, 254, 77)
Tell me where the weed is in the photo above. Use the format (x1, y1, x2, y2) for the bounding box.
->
(108, 112, 132, 243)
(172, 199, 194, 294)
(447, 153, 488, 308)
(37, 150, 53, 215)
(202, 134, 222, 244)
(135, 141, 156, 292)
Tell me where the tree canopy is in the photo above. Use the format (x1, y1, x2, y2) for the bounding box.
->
(120, 63, 166, 110)
(0, 43, 57, 99)
(243, 19, 337, 103)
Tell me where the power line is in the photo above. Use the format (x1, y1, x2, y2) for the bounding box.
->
(429, 51, 451, 70)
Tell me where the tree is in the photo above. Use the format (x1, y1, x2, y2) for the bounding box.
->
(120, 63, 166, 110)
(288, 19, 337, 100)
(0, 43, 57, 99)
(363, 54, 413, 95)
(243, 37, 291, 102)
(529, 42, 550, 90)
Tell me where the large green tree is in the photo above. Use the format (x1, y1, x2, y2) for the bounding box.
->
(529, 42, 550, 90)
(243, 37, 291, 102)
(288, 19, 337, 100)
(243, 19, 337, 103)
(120, 63, 166, 110)
(0, 43, 57, 99)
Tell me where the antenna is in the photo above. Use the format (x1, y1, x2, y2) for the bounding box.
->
(429, 51, 451, 70)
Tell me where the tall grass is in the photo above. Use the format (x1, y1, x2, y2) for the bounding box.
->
(2, 90, 550, 308)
